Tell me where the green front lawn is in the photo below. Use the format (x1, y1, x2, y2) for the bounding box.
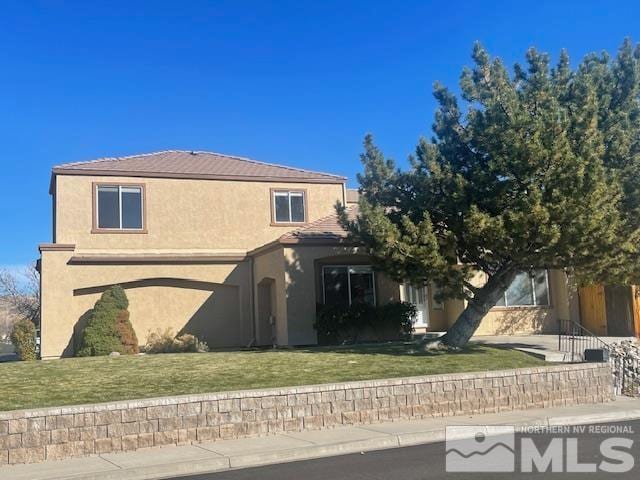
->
(0, 342, 545, 411)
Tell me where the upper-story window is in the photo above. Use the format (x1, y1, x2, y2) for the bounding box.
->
(272, 189, 306, 224)
(94, 184, 145, 232)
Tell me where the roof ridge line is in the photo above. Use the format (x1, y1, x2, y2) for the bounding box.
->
(54, 150, 180, 168)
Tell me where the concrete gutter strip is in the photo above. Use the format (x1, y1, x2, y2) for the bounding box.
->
(5, 396, 640, 480)
(546, 409, 640, 426)
(65, 457, 232, 480)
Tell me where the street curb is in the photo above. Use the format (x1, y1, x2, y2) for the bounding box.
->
(546, 409, 640, 426)
(228, 436, 401, 469)
(36, 408, 640, 480)
(66, 457, 231, 480)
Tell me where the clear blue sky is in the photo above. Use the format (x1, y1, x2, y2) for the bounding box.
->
(1, 0, 638, 270)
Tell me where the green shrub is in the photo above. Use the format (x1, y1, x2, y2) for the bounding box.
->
(315, 302, 416, 345)
(105, 285, 129, 310)
(10, 319, 37, 361)
(377, 302, 416, 334)
(144, 328, 209, 354)
(77, 286, 138, 356)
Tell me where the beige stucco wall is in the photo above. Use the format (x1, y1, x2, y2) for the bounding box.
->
(283, 245, 319, 345)
(54, 175, 344, 252)
(475, 308, 555, 335)
(40, 249, 252, 359)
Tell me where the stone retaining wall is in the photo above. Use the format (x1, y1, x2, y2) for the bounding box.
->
(0, 363, 613, 465)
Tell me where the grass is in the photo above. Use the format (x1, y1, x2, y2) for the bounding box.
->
(0, 342, 545, 412)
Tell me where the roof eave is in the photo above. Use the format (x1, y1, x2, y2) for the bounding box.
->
(51, 168, 347, 184)
(280, 237, 356, 246)
(68, 253, 247, 264)
(248, 236, 357, 257)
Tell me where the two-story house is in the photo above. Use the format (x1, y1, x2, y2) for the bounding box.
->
(39, 150, 575, 359)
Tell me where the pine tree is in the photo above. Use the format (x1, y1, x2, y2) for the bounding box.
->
(340, 40, 640, 348)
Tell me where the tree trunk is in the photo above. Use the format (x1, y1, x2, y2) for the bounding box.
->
(426, 269, 518, 349)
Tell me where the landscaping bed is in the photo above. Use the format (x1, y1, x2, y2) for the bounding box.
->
(0, 342, 545, 411)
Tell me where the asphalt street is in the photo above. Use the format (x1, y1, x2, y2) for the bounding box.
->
(178, 420, 640, 479)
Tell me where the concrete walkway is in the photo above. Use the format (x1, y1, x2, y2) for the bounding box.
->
(471, 334, 636, 361)
(4, 396, 640, 480)
(472, 334, 635, 350)
(0, 342, 16, 363)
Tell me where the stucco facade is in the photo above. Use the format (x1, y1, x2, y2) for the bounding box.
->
(39, 150, 574, 358)
(40, 151, 348, 358)
(53, 174, 346, 251)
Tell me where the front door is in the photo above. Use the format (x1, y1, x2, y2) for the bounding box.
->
(403, 284, 429, 328)
(257, 279, 275, 346)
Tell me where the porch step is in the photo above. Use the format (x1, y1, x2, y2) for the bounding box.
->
(413, 331, 445, 340)
(514, 347, 571, 363)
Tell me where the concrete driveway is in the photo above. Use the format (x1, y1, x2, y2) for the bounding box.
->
(0, 341, 17, 362)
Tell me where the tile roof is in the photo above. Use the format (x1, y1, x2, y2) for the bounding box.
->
(52, 150, 346, 184)
(280, 205, 358, 243)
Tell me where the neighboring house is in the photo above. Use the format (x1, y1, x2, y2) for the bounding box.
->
(39, 150, 575, 359)
(0, 297, 19, 342)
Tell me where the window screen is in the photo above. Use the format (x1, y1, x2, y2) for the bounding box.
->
(96, 185, 143, 230)
(273, 191, 305, 223)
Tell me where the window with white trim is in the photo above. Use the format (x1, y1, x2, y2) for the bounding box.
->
(495, 270, 550, 307)
(273, 190, 305, 223)
(322, 266, 376, 307)
(96, 185, 144, 230)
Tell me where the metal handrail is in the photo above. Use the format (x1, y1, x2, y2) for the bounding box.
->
(557, 318, 610, 362)
(557, 319, 638, 396)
